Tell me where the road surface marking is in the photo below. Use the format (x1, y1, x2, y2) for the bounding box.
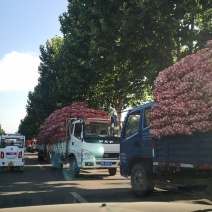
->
(70, 192, 88, 203)
(38, 164, 46, 170)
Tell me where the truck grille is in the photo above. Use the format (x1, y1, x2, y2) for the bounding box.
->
(96, 153, 119, 159)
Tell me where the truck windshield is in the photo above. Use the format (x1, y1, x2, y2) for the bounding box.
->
(0, 138, 24, 148)
(83, 121, 121, 141)
(124, 111, 140, 139)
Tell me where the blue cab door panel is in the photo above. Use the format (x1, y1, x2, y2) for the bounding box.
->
(140, 128, 152, 158)
(120, 109, 141, 172)
(120, 102, 154, 175)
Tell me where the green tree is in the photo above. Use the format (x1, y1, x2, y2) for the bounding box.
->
(19, 0, 212, 136)
(19, 36, 65, 138)
(0, 124, 5, 135)
(59, 0, 175, 122)
(165, 0, 212, 61)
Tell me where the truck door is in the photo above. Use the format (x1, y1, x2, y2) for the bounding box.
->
(120, 109, 141, 174)
(140, 106, 152, 158)
(70, 122, 82, 163)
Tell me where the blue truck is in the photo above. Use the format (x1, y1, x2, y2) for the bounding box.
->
(120, 102, 212, 196)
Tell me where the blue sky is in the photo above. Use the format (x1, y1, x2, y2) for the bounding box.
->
(0, 0, 68, 133)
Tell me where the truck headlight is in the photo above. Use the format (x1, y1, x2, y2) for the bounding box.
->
(82, 149, 95, 159)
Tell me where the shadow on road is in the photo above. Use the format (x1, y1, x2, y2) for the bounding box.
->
(0, 152, 211, 209)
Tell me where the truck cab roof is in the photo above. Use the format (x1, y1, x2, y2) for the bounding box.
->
(127, 102, 154, 114)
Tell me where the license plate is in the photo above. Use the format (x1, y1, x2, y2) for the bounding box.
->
(101, 162, 112, 166)
(8, 162, 13, 167)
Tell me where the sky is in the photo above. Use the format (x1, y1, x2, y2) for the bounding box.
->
(0, 0, 68, 133)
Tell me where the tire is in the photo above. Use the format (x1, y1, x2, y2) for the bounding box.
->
(38, 152, 43, 161)
(131, 163, 154, 197)
(68, 157, 80, 179)
(51, 153, 63, 169)
(45, 151, 50, 164)
(17, 166, 24, 172)
(108, 168, 117, 176)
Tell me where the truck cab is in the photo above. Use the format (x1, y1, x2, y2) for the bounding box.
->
(120, 102, 155, 196)
(67, 118, 120, 176)
(120, 102, 154, 177)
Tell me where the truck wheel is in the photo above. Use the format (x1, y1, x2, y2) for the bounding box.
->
(45, 151, 50, 164)
(69, 157, 80, 179)
(108, 168, 117, 176)
(51, 154, 63, 169)
(131, 163, 154, 197)
(38, 152, 43, 161)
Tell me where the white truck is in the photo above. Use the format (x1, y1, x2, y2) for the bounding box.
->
(37, 117, 120, 178)
(0, 134, 25, 171)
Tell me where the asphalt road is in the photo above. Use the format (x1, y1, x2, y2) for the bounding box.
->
(0, 152, 211, 209)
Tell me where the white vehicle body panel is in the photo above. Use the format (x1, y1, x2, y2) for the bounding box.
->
(0, 135, 25, 168)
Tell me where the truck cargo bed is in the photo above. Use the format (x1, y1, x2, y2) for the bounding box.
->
(153, 132, 212, 169)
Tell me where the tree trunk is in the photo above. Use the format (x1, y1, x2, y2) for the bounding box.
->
(176, 36, 181, 61)
(114, 95, 123, 127)
(189, 12, 195, 54)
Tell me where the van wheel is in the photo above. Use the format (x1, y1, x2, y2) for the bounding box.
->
(17, 166, 24, 172)
(108, 168, 117, 176)
(68, 157, 80, 179)
(131, 163, 154, 197)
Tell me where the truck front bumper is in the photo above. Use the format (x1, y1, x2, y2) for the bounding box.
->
(81, 159, 119, 169)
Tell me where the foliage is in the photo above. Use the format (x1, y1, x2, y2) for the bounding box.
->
(19, 36, 65, 139)
(0, 125, 5, 135)
(18, 0, 212, 138)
